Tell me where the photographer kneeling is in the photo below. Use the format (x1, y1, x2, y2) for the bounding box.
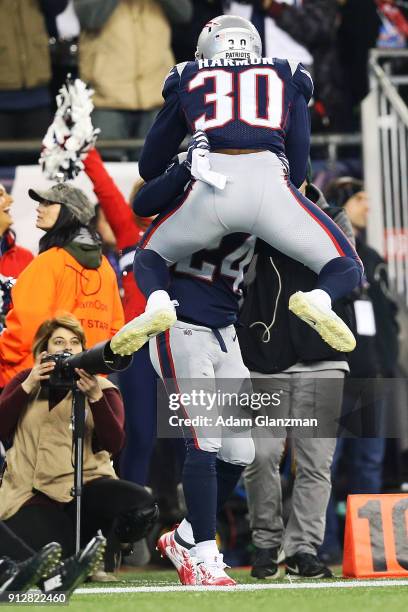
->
(0, 314, 158, 565)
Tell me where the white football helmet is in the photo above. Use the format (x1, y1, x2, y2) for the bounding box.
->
(195, 15, 262, 61)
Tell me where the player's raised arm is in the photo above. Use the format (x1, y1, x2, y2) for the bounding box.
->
(138, 66, 189, 181)
(285, 63, 314, 188)
(285, 94, 311, 188)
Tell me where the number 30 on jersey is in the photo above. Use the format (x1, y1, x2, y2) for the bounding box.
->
(188, 67, 283, 130)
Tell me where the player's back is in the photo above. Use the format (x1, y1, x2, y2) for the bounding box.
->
(168, 56, 313, 155)
(168, 233, 256, 329)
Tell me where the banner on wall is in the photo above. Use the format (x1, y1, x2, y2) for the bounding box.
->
(1, 163, 139, 255)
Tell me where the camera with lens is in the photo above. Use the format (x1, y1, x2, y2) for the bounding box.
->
(40, 341, 133, 390)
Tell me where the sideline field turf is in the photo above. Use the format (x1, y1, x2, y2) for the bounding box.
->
(62, 568, 408, 612)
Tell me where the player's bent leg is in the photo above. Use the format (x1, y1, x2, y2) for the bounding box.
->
(289, 255, 362, 352)
(257, 177, 363, 352)
(288, 288, 356, 352)
(111, 290, 177, 356)
(134, 248, 171, 298)
(111, 250, 177, 356)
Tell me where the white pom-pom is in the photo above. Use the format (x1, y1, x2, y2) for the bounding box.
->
(39, 76, 100, 181)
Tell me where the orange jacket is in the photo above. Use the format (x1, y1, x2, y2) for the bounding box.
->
(0, 247, 124, 386)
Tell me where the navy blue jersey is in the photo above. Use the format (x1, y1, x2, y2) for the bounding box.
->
(139, 57, 313, 187)
(169, 233, 256, 328)
(134, 157, 256, 328)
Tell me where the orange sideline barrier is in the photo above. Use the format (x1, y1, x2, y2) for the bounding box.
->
(343, 494, 408, 578)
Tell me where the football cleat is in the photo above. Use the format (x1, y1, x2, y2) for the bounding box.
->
(196, 554, 236, 586)
(157, 530, 196, 586)
(288, 290, 356, 352)
(44, 535, 106, 595)
(0, 558, 19, 594)
(110, 301, 177, 356)
(3, 542, 62, 593)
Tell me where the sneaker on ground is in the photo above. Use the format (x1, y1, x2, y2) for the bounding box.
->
(4, 542, 62, 592)
(288, 290, 356, 352)
(196, 553, 236, 586)
(44, 535, 106, 595)
(157, 530, 196, 586)
(0, 559, 19, 594)
(251, 546, 280, 579)
(110, 295, 177, 356)
(285, 552, 333, 579)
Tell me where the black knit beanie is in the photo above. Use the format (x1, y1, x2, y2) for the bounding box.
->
(325, 177, 364, 208)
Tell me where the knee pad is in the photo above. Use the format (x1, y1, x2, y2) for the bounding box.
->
(115, 503, 159, 543)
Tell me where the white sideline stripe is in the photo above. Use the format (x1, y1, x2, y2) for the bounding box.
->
(74, 579, 408, 595)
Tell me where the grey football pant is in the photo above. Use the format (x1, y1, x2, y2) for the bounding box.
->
(149, 321, 255, 465)
(144, 151, 356, 274)
(244, 369, 344, 556)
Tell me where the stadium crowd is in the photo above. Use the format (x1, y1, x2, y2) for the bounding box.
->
(0, 0, 407, 589)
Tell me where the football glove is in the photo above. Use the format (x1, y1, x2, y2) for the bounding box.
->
(184, 130, 226, 190)
(184, 130, 210, 172)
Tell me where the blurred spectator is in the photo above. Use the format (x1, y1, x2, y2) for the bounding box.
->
(256, 0, 353, 131)
(376, 0, 408, 48)
(226, 1, 313, 64)
(337, 0, 381, 119)
(0, 183, 124, 387)
(326, 177, 399, 378)
(239, 180, 355, 579)
(320, 177, 399, 564)
(48, 0, 81, 101)
(172, 0, 224, 62)
(0, 184, 33, 325)
(74, 0, 193, 156)
(0, 314, 158, 562)
(0, 0, 68, 140)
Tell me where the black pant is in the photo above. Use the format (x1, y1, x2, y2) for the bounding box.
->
(0, 521, 34, 562)
(4, 478, 153, 560)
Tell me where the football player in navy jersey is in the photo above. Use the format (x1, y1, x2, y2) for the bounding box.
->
(111, 16, 363, 361)
(132, 150, 256, 586)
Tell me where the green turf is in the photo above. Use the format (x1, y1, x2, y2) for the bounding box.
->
(8, 568, 408, 611)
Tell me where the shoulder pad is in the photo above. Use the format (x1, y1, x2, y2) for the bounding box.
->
(293, 63, 314, 102)
(162, 62, 197, 98)
(162, 66, 180, 98)
(272, 57, 290, 77)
